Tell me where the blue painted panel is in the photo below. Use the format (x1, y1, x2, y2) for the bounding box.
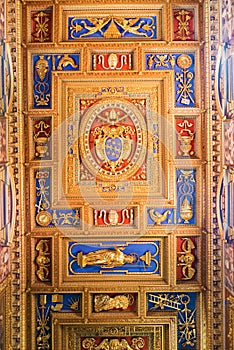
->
(174, 54, 195, 107)
(68, 16, 157, 40)
(36, 293, 82, 349)
(33, 54, 80, 109)
(148, 292, 197, 349)
(145, 53, 195, 107)
(35, 170, 81, 227)
(35, 170, 51, 212)
(68, 242, 160, 275)
(49, 208, 80, 227)
(53, 54, 80, 71)
(147, 208, 175, 225)
(176, 169, 196, 225)
(145, 53, 175, 70)
(33, 55, 52, 109)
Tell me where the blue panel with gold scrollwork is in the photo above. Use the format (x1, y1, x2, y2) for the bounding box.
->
(68, 242, 160, 275)
(68, 16, 157, 40)
(35, 169, 51, 211)
(46, 209, 80, 227)
(35, 169, 81, 227)
(148, 292, 197, 349)
(146, 53, 175, 70)
(147, 208, 175, 225)
(176, 169, 196, 225)
(36, 293, 82, 350)
(145, 53, 195, 107)
(33, 55, 52, 109)
(33, 54, 79, 109)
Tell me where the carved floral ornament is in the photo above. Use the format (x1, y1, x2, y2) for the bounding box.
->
(0, 119, 7, 164)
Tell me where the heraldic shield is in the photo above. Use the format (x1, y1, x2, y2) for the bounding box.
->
(105, 137, 123, 162)
(94, 109, 134, 173)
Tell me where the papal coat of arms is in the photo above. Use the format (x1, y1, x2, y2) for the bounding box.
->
(93, 108, 134, 173)
(79, 99, 147, 181)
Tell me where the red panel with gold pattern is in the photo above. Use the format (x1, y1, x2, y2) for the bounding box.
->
(92, 53, 132, 71)
(33, 118, 51, 160)
(35, 239, 52, 283)
(31, 8, 53, 43)
(173, 9, 195, 41)
(177, 237, 197, 281)
(176, 118, 195, 157)
(94, 209, 134, 226)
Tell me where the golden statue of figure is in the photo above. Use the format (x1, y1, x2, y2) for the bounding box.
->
(77, 247, 135, 268)
(94, 294, 132, 312)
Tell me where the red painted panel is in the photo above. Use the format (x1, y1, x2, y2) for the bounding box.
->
(177, 237, 196, 281)
(173, 9, 195, 41)
(176, 118, 195, 157)
(31, 8, 52, 43)
(93, 53, 132, 71)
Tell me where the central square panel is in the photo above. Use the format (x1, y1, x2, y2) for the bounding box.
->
(56, 78, 173, 207)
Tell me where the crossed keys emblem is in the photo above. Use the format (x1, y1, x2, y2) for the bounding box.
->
(92, 109, 135, 173)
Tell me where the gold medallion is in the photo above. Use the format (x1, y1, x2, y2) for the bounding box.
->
(177, 54, 192, 69)
(36, 211, 52, 226)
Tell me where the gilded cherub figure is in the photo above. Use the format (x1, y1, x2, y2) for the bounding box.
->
(94, 294, 132, 312)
